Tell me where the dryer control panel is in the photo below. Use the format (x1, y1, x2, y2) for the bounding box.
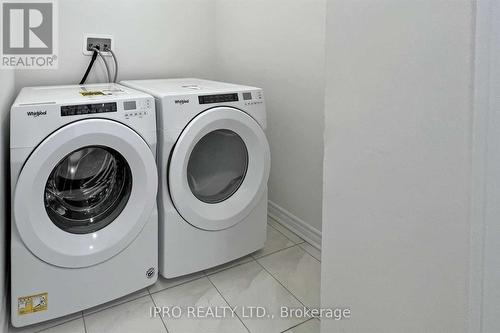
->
(198, 93, 239, 104)
(197, 91, 264, 106)
(124, 99, 152, 119)
(242, 90, 264, 106)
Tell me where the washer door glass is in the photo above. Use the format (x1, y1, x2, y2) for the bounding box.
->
(187, 129, 248, 204)
(44, 146, 132, 234)
(169, 107, 270, 230)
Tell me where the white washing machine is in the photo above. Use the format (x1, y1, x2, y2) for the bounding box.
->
(10, 84, 158, 327)
(121, 78, 270, 278)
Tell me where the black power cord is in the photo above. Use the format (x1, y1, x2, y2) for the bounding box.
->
(79, 49, 98, 85)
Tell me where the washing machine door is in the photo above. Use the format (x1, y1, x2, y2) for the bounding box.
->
(169, 107, 270, 230)
(14, 119, 157, 268)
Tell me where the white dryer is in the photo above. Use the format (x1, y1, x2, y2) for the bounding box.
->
(10, 84, 158, 327)
(121, 78, 270, 278)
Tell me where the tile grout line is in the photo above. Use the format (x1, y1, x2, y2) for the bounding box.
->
(81, 312, 88, 333)
(27, 219, 312, 333)
(267, 220, 318, 261)
(204, 257, 257, 277)
(147, 286, 170, 333)
(267, 216, 305, 243)
(205, 275, 252, 333)
(252, 243, 300, 261)
(148, 274, 206, 296)
(256, 254, 320, 332)
(254, 256, 318, 331)
(256, 267, 315, 331)
(196, 220, 308, 277)
(254, 238, 319, 265)
(32, 312, 84, 333)
(254, 258, 307, 309)
(255, 243, 321, 322)
(297, 243, 321, 264)
(32, 221, 313, 333)
(268, 222, 305, 245)
(83, 293, 151, 317)
(255, 245, 320, 312)
(149, 255, 257, 295)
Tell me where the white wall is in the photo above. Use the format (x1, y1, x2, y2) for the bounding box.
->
(13, 0, 327, 241)
(321, 1, 474, 332)
(479, 1, 500, 331)
(0, 70, 16, 333)
(15, 0, 217, 91)
(214, 0, 326, 234)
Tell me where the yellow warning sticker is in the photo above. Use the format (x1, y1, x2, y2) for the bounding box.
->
(18, 292, 48, 315)
(79, 91, 105, 97)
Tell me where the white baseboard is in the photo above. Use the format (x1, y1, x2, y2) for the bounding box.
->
(268, 200, 322, 250)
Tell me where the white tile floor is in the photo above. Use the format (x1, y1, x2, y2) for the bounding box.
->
(9, 217, 321, 333)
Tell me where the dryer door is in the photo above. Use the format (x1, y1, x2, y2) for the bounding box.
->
(169, 107, 270, 230)
(14, 119, 157, 268)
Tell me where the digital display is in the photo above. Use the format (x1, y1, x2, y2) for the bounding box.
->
(198, 93, 239, 105)
(123, 101, 137, 110)
(242, 92, 252, 100)
(61, 102, 117, 116)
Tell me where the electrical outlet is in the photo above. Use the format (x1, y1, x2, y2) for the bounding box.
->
(83, 34, 113, 56)
(87, 37, 111, 52)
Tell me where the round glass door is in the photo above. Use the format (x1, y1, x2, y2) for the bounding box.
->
(169, 107, 270, 231)
(187, 130, 248, 204)
(45, 146, 132, 234)
(14, 119, 158, 268)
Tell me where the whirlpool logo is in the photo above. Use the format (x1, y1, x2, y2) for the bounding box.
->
(174, 99, 189, 105)
(26, 110, 47, 117)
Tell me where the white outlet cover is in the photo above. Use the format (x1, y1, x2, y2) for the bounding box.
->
(82, 33, 114, 56)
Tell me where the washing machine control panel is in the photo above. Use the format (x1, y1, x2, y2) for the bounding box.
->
(59, 98, 153, 120)
(61, 102, 117, 116)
